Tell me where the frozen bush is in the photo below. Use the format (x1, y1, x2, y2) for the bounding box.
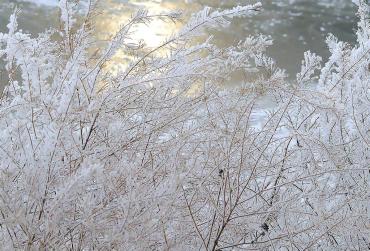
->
(0, 0, 368, 250)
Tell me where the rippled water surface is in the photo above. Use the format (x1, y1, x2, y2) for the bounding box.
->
(0, 0, 358, 79)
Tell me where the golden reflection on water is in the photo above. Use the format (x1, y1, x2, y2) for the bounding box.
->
(93, 0, 200, 76)
(0, 0, 357, 83)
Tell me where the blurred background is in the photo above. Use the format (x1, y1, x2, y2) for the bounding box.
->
(0, 0, 358, 79)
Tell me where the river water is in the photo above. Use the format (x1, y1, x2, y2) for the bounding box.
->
(0, 0, 358, 80)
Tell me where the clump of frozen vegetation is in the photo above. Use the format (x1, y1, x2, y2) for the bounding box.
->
(0, 0, 369, 250)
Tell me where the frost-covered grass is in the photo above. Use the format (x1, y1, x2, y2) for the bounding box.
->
(0, 0, 369, 250)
